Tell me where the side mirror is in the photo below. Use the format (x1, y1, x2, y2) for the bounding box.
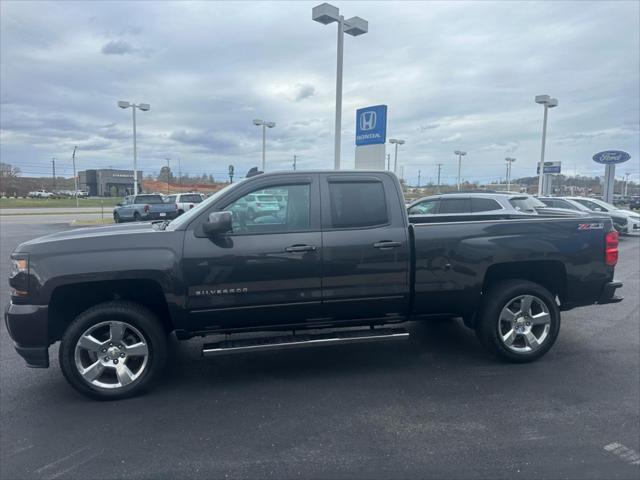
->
(202, 211, 232, 236)
(117, 203, 122, 207)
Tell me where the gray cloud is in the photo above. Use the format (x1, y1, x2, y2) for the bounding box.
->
(101, 40, 135, 55)
(293, 83, 316, 102)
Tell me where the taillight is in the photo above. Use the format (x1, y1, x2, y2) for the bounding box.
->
(144, 204, 150, 213)
(605, 230, 619, 266)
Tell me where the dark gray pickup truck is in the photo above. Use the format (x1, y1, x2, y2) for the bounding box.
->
(6, 171, 623, 399)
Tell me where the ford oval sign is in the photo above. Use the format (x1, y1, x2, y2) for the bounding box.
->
(592, 150, 631, 165)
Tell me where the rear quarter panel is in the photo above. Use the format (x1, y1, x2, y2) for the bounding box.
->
(411, 217, 612, 315)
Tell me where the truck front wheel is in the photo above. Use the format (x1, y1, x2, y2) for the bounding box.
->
(476, 280, 560, 363)
(59, 301, 167, 400)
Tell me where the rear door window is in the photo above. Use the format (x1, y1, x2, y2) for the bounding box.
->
(438, 198, 471, 214)
(409, 199, 439, 215)
(329, 181, 388, 228)
(471, 198, 502, 212)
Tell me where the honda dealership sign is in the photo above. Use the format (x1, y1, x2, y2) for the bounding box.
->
(355, 105, 388, 169)
(355, 105, 387, 146)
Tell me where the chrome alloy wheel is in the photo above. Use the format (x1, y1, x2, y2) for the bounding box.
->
(497, 294, 551, 354)
(74, 321, 149, 389)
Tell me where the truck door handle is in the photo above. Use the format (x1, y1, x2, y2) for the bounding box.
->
(285, 244, 317, 253)
(373, 241, 402, 249)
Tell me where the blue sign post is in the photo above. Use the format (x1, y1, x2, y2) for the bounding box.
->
(355, 105, 387, 146)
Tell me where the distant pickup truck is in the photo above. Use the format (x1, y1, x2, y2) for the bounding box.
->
(27, 190, 54, 199)
(164, 192, 204, 215)
(113, 194, 179, 223)
(6, 171, 622, 399)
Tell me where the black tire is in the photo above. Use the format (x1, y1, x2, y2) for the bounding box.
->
(59, 301, 167, 400)
(114, 212, 121, 223)
(133, 212, 142, 222)
(475, 280, 560, 363)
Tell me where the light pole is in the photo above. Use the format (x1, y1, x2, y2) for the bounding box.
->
(454, 150, 467, 191)
(436, 163, 443, 193)
(624, 172, 630, 196)
(535, 95, 558, 196)
(505, 157, 516, 191)
(313, 3, 368, 170)
(118, 101, 150, 195)
(253, 119, 276, 171)
(165, 157, 171, 194)
(389, 139, 405, 175)
(71, 146, 78, 208)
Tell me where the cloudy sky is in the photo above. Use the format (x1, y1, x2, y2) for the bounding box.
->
(1, 0, 639, 185)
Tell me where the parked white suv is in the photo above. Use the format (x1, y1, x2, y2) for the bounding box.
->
(165, 192, 205, 215)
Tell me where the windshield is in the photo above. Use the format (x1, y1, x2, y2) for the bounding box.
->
(135, 195, 164, 204)
(166, 183, 239, 231)
(509, 196, 544, 213)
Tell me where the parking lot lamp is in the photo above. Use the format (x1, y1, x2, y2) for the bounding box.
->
(118, 101, 150, 195)
(454, 150, 467, 190)
(313, 3, 368, 170)
(535, 95, 558, 196)
(388, 139, 405, 175)
(505, 157, 516, 191)
(253, 119, 276, 171)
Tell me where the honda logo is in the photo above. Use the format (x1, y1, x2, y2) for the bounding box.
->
(359, 111, 377, 131)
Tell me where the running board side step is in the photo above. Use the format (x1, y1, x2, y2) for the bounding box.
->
(202, 327, 409, 357)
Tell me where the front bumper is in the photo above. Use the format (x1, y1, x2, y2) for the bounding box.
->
(4, 303, 50, 368)
(597, 281, 624, 305)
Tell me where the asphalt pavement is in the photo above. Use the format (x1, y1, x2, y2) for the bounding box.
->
(1, 215, 638, 479)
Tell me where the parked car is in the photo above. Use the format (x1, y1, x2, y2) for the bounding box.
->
(6, 171, 622, 399)
(539, 197, 627, 234)
(566, 196, 640, 236)
(407, 192, 588, 221)
(113, 194, 179, 223)
(27, 190, 54, 199)
(244, 192, 281, 219)
(164, 192, 205, 215)
(629, 196, 640, 210)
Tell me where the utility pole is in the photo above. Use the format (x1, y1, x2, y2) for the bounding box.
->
(178, 158, 182, 187)
(71, 146, 78, 208)
(417, 170, 421, 188)
(436, 163, 443, 193)
(165, 158, 170, 194)
(51, 157, 56, 192)
(293, 154, 297, 171)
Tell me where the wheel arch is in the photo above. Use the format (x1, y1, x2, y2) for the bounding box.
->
(48, 279, 174, 343)
(482, 260, 567, 302)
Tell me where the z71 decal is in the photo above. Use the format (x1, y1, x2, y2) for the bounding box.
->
(578, 223, 604, 230)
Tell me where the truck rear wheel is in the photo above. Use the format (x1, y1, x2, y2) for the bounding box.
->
(59, 301, 167, 400)
(476, 280, 560, 363)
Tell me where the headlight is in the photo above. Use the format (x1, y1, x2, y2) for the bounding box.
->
(9, 256, 29, 297)
(10, 257, 28, 277)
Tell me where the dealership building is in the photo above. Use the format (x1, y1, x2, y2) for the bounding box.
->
(78, 169, 143, 197)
